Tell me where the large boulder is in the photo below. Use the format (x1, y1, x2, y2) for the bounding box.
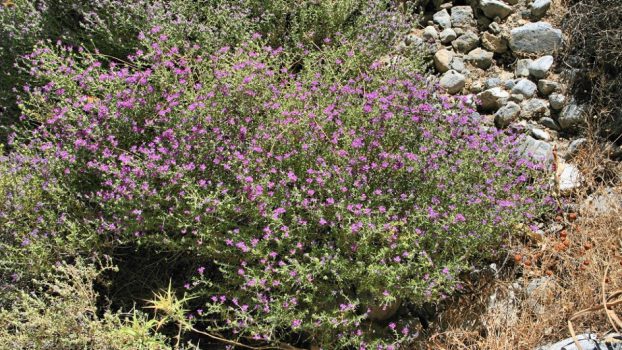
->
(479, 0, 513, 19)
(509, 22, 563, 54)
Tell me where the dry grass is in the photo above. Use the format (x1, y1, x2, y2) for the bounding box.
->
(424, 139, 622, 350)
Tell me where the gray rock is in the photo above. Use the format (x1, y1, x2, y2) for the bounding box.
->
(489, 21, 501, 34)
(510, 93, 525, 103)
(505, 79, 517, 90)
(450, 56, 467, 73)
(494, 102, 521, 128)
(509, 22, 563, 54)
(565, 137, 587, 158)
(451, 6, 474, 28)
(559, 101, 585, 130)
(434, 49, 454, 73)
(477, 87, 510, 111)
(531, 128, 551, 141)
(452, 31, 480, 53)
(558, 163, 582, 193)
(540, 117, 560, 130)
(511, 79, 538, 98)
(477, 15, 493, 28)
(404, 33, 423, 47)
(479, 0, 513, 19)
(528, 55, 554, 78)
(433, 9, 452, 29)
(481, 32, 508, 53)
(423, 26, 439, 41)
(466, 48, 494, 69)
(525, 277, 552, 315)
(485, 77, 502, 89)
(521, 98, 549, 118)
(531, 0, 551, 19)
(582, 188, 622, 215)
(515, 59, 533, 77)
(518, 136, 554, 167)
(439, 70, 466, 94)
(537, 333, 622, 350)
(537, 79, 559, 95)
(549, 93, 565, 110)
(440, 28, 457, 44)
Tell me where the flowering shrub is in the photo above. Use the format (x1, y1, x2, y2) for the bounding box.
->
(0, 12, 556, 349)
(1, 0, 408, 133)
(0, 31, 554, 348)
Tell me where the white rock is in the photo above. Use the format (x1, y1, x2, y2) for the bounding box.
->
(558, 163, 582, 193)
(528, 55, 554, 78)
(511, 79, 538, 99)
(537, 333, 622, 350)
